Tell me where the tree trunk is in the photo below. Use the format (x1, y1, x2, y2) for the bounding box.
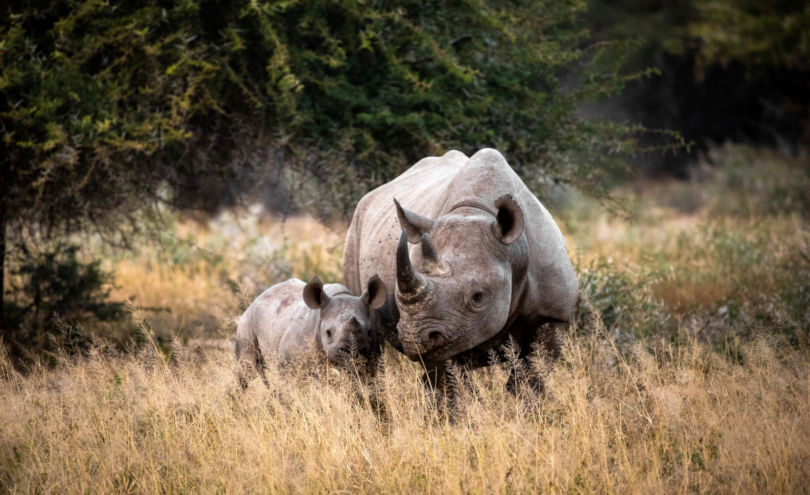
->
(0, 201, 5, 341)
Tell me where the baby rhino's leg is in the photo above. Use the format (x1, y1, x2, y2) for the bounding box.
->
(254, 336, 270, 387)
(235, 329, 270, 391)
(234, 335, 254, 391)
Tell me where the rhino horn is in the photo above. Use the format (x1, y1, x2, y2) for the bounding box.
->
(420, 232, 440, 265)
(396, 229, 427, 297)
(394, 198, 434, 243)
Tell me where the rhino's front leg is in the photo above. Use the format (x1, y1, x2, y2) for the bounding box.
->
(505, 359, 543, 396)
(418, 365, 452, 416)
(505, 320, 564, 396)
(420, 361, 473, 417)
(420, 364, 446, 397)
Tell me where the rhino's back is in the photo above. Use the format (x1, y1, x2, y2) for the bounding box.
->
(236, 279, 319, 361)
(343, 150, 468, 296)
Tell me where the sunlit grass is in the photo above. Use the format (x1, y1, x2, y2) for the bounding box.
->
(1, 317, 807, 492)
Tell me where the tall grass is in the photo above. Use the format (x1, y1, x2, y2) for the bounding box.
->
(1, 315, 808, 492)
(1, 144, 809, 492)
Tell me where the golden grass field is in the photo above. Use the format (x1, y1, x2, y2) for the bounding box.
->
(1, 145, 809, 493)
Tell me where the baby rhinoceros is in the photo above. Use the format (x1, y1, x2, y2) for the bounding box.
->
(234, 275, 387, 390)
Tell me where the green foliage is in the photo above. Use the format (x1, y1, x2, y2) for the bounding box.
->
(572, 145, 810, 348)
(4, 244, 124, 355)
(576, 256, 673, 340)
(702, 144, 810, 218)
(585, 0, 693, 68)
(690, 0, 810, 70)
(223, 0, 650, 203)
(584, 0, 808, 174)
(1, 0, 644, 229)
(586, 0, 809, 73)
(1, 1, 237, 229)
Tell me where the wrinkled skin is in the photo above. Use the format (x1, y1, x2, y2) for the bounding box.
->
(234, 276, 386, 390)
(343, 149, 578, 392)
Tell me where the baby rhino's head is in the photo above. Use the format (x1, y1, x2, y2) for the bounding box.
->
(302, 275, 387, 364)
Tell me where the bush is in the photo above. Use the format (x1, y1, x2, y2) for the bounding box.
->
(4, 244, 124, 361)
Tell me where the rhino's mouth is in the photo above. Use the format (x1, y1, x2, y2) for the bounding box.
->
(398, 324, 450, 362)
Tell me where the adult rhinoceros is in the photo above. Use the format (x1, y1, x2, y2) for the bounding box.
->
(343, 148, 577, 390)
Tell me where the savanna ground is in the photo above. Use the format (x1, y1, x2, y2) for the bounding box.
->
(1, 145, 809, 493)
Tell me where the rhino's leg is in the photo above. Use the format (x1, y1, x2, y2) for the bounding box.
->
(254, 338, 270, 388)
(234, 334, 270, 391)
(420, 361, 472, 419)
(349, 353, 389, 423)
(420, 365, 451, 417)
(420, 364, 445, 394)
(234, 337, 255, 392)
(505, 320, 564, 396)
(368, 355, 389, 421)
(537, 319, 563, 361)
(505, 360, 543, 396)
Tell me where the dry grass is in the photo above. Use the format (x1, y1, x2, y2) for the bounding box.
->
(2, 144, 809, 492)
(1, 321, 808, 493)
(571, 211, 808, 316)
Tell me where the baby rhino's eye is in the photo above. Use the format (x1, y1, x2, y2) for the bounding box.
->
(472, 291, 485, 304)
(326, 328, 333, 338)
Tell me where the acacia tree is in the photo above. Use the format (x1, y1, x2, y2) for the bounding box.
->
(1, 0, 641, 340)
(1, 1, 246, 338)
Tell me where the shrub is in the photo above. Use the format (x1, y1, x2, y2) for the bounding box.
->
(4, 244, 124, 362)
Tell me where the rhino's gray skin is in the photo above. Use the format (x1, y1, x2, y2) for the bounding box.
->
(343, 149, 577, 387)
(234, 276, 386, 389)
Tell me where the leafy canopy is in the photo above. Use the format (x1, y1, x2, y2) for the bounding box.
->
(1, 0, 640, 229)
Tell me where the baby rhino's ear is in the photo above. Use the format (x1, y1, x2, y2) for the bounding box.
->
(362, 274, 387, 310)
(303, 277, 330, 309)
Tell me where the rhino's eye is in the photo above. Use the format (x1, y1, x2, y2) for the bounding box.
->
(326, 328, 333, 338)
(472, 291, 485, 305)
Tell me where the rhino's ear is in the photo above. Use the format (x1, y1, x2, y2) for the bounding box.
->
(492, 194, 525, 245)
(362, 274, 388, 310)
(394, 198, 434, 243)
(303, 277, 330, 310)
